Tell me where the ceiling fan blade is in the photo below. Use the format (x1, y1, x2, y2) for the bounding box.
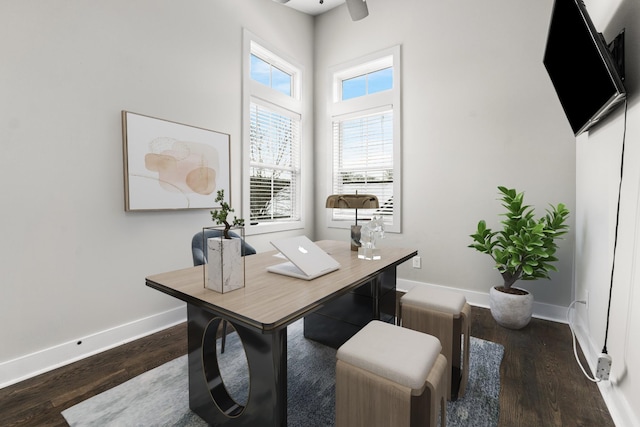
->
(345, 0, 368, 21)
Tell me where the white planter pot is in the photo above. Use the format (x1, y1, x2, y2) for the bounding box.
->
(489, 286, 534, 329)
(207, 237, 244, 293)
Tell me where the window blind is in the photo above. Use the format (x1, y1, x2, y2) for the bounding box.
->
(332, 109, 394, 224)
(249, 101, 301, 222)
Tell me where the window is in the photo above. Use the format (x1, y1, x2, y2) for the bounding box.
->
(243, 31, 303, 232)
(342, 67, 393, 100)
(249, 101, 300, 222)
(332, 108, 394, 220)
(329, 46, 401, 232)
(250, 54, 292, 97)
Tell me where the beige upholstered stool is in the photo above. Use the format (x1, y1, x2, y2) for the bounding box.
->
(400, 286, 471, 400)
(335, 320, 447, 427)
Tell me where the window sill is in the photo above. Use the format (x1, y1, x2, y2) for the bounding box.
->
(244, 221, 305, 236)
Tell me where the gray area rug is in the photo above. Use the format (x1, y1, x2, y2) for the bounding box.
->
(62, 319, 503, 426)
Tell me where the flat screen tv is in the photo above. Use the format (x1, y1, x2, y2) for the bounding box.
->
(543, 0, 626, 136)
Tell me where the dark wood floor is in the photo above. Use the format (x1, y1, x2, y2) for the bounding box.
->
(471, 307, 614, 427)
(0, 307, 614, 426)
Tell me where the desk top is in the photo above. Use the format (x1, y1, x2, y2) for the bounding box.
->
(146, 240, 417, 332)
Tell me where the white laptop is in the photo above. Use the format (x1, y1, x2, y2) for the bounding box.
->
(267, 235, 340, 280)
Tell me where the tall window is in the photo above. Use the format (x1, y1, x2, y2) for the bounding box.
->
(243, 31, 303, 231)
(249, 102, 300, 222)
(329, 46, 401, 232)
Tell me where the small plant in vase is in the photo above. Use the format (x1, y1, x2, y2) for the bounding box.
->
(207, 189, 245, 293)
(210, 189, 245, 239)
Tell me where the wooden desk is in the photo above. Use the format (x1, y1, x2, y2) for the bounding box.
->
(146, 240, 417, 426)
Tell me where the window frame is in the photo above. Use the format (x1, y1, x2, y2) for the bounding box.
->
(242, 29, 305, 235)
(327, 45, 402, 233)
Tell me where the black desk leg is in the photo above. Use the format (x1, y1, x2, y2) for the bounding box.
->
(187, 305, 288, 426)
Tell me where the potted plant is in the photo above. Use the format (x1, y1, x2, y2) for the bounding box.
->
(207, 189, 246, 293)
(469, 186, 570, 329)
(210, 189, 245, 237)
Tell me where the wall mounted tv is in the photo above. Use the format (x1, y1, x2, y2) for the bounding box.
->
(543, 0, 626, 136)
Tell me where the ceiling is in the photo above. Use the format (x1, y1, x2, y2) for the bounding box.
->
(279, 0, 346, 16)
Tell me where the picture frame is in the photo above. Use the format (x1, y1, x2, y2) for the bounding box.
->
(122, 111, 230, 211)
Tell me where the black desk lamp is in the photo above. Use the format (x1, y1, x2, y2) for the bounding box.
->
(326, 193, 379, 251)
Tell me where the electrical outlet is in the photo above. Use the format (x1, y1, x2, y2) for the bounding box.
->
(596, 353, 612, 381)
(585, 290, 589, 311)
(412, 256, 421, 269)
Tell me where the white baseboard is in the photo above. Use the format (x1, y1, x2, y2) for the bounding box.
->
(596, 381, 639, 427)
(572, 312, 639, 427)
(396, 279, 570, 323)
(0, 305, 187, 389)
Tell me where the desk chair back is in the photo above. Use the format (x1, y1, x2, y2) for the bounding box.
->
(191, 229, 257, 266)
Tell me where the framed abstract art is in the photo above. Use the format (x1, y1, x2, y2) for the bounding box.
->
(122, 111, 230, 211)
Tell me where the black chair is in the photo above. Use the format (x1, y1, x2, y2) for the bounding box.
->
(191, 228, 256, 266)
(191, 229, 257, 353)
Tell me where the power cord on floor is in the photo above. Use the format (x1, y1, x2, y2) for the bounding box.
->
(567, 300, 601, 383)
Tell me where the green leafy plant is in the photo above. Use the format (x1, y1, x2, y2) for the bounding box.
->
(469, 186, 570, 291)
(210, 189, 245, 239)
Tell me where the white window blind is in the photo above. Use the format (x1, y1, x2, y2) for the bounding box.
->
(332, 109, 394, 224)
(249, 101, 301, 223)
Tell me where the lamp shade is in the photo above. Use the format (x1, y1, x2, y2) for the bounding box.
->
(325, 194, 379, 209)
(326, 193, 379, 251)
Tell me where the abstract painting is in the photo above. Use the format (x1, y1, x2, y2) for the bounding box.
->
(122, 111, 230, 211)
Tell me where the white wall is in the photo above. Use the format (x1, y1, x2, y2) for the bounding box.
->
(0, 0, 314, 385)
(2, 1, 637, 424)
(314, 0, 576, 310)
(573, 1, 640, 425)
(315, 1, 637, 423)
